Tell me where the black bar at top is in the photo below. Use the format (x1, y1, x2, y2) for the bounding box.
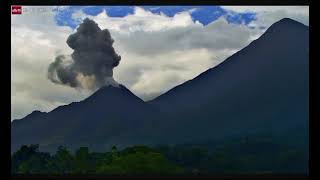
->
(10, 0, 310, 6)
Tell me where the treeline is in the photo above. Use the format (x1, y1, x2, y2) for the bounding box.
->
(157, 135, 308, 174)
(11, 145, 183, 174)
(11, 136, 308, 174)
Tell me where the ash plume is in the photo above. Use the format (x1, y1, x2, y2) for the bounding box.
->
(48, 18, 121, 90)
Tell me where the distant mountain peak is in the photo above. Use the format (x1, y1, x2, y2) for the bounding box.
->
(93, 83, 130, 95)
(11, 110, 46, 124)
(99, 83, 123, 91)
(25, 110, 45, 118)
(264, 18, 308, 34)
(82, 83, 145, 105)
(272, 18, 307, 27)
(276, 18, 305, 25)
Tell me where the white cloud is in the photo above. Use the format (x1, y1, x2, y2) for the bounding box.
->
(222, 6, 308, 13)
(222, 6, 309, 27)
(72, 7, 198, 33)
(109, 17, 258, 56)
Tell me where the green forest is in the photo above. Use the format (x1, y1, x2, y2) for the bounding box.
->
(11, 136, 308, 174)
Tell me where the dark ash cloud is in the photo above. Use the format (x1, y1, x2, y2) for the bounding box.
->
(48, 18, 121, 90)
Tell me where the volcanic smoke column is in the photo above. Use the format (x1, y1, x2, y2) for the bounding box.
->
(48, 18, 121, 90)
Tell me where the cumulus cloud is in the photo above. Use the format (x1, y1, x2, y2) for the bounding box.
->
(72, 7, 197, 33)
(111, 18, 258, 56)
(11, 6, 309, 120)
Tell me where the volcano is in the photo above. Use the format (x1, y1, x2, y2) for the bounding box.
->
(148, 18, 309, 142)
(11, 85, 162, 153)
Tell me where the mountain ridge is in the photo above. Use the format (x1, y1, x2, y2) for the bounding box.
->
(149, 18, 308, 105)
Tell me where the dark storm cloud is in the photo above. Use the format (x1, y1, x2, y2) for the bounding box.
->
(48, 18, 121, 89)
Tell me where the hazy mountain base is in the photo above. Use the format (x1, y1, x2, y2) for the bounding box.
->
(11, 134, 308, 174)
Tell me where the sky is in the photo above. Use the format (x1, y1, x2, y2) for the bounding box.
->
(11, 6, 309, 121)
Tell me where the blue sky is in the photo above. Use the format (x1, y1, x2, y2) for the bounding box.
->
(54, 6, 257, 29)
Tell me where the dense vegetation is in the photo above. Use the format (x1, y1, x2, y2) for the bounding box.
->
(11, 136, 308, 174)
(11, 145, 183, 174)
